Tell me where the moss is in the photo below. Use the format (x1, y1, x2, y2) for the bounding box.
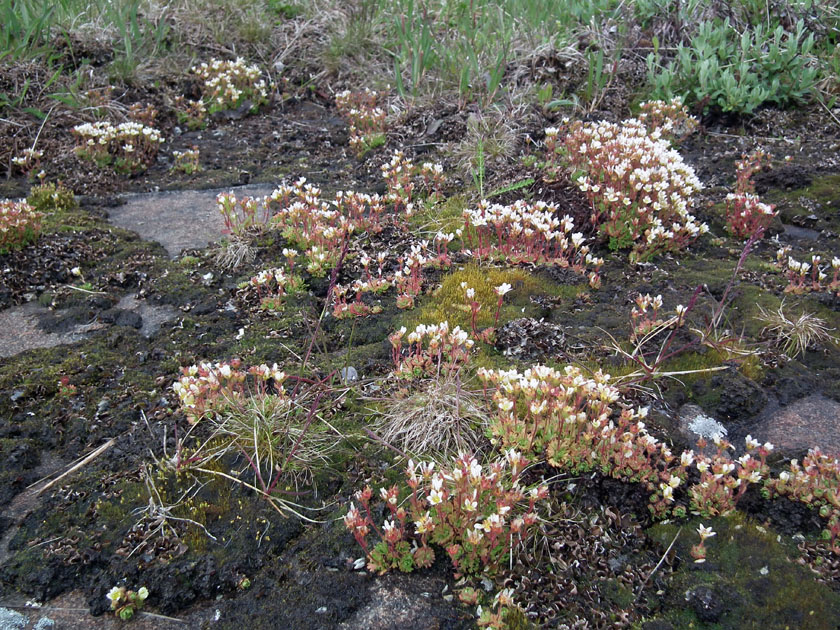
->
(407, 264, 565, 333)
(408, 194, 468, 234)
(647, 513, 840, 629)
(27, 181, 80, 232)
(178, 255, 201, 267)
(660, 348, 762, 384)
(94, 480, 147, 531)
(764, 173, 840, 233)
(503, 606, 535, 629)
(603, 578, 634, 608)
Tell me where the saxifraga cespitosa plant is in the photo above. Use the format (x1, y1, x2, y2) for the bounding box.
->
(0, 198, 42, 254)
(171, 360, 334, 509)
(548, 102, 708, 263)
(344, 451, 548, 577)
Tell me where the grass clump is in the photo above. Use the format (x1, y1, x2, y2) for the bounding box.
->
(756, 302, 837, 358)
(171, 360, 335, 508)
(375, 375, 489, 457)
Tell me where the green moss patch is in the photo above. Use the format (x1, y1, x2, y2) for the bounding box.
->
(648, 513, 840, 629)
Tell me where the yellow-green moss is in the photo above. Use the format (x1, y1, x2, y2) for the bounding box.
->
(407, 264, 573, 332)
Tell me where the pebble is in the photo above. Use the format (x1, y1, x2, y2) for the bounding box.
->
(340, 366, 358, 383)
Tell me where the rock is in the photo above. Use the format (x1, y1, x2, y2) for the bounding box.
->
(337, 584, 447, 630)
(642, 622, 673, 630)
(33, 618, 55, 630)
(115, 309, 143, 329)
(116, 296, 177, 338)
(713, 371, 767, 421)
(0, 608, 27, 630)
(0, 303, 99, 359)
(107, 184, 276, 257)
(97, 397, 111, 415)
(685, 585, 724, 622)
(749, 394, 840, 455)
(675, 404, 727, 449)
(192, 300, 216, 316)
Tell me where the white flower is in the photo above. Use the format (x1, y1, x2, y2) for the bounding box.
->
(697, 524, 716, 541)
(495, 283, 512, 297)
(106, 587, 123, 604)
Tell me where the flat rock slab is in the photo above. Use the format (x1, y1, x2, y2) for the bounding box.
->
(108, 184, 276, 258)
(0, 303, 104, 358)
(753, 394, 840, 454)
(115, 296, 177, 338)
(0, 591, 216, 630)
(337, 581, 465, 630)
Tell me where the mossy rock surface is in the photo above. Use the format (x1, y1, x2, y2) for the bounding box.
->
(647, 513, 840, 629)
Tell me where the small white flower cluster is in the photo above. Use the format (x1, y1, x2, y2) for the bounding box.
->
(407, 321, 472, 348)
(463, 199, 603, 285)
(768, 447, 840, 549)
(479, 364, 621, 417)
(421, 162, 443, 177)
(725, 193, 774, 216)
(685, 435, 773, 515)
(380, 150, 415, 209)
(389, 321, 475, 378)
(636, 97, 698, 143)
(725, 191, 775, 239)
(172, 360, 286, 422)
(72, 120, 163, 147)
(0, 198, 41, 252)
(250, 267, 287, 287)
(11, 148, 43, 172)
(776, 247, 840, 294)
(106, 585, 148, 620)
(172, 147, 201, 174)
(420, 161, 445, 196)
(264, 178, 391, 275)
(72, 121, 163, 172)
(335, 88, 387, 156)
(563, 114, 707, 261)
(774, 448, 840, 489)
(192, 57, 269, 112)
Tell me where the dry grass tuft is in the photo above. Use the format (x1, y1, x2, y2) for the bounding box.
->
(213, 236, 256, 271)
(756, 302, 837, 358)
(375, 377, 490, 458)
(450, 108, 519, 178)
